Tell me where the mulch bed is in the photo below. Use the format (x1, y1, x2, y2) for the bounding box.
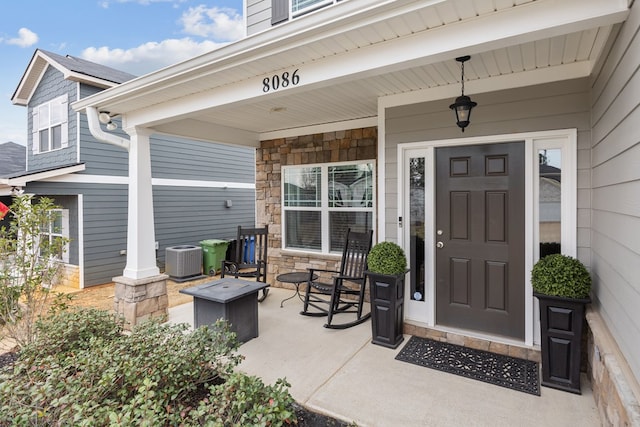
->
(0, 350, 18, 370)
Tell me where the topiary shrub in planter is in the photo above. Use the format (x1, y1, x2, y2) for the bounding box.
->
(367, 241, 407, 276)
(531, 253, 591, 299)
(366, 241, 408, 349)
(531, 253, 591, 394)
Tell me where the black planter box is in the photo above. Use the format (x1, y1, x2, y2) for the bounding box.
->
(366, 271, 406, 349)
(535, 292, 590, 394)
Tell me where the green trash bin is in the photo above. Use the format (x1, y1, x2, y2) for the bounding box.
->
(200, 239, 230, 276)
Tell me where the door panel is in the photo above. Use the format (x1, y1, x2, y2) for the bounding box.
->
(435, 142, 525, 339)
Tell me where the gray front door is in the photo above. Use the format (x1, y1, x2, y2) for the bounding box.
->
(435, 142, 525, 340)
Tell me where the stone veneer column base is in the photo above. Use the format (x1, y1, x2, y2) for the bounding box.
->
(113, 274, 169, 330)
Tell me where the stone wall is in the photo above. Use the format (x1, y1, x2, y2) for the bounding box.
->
(586, 308, 640, 426)
(257, 127, 377, 288)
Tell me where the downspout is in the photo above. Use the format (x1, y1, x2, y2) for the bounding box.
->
(85, 106, 130, 151)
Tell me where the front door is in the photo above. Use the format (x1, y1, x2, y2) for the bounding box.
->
(435, 142, 525, 340)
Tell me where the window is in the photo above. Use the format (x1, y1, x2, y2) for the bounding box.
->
(40, 209, 69, 263)
(538, 149, 562, 258)
(32, 95, 68, 154)
(283, 161, 374, 253)
(292, 0, 333, 17)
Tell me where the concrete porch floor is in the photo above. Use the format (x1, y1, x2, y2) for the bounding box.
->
(169, 287, 600, 427)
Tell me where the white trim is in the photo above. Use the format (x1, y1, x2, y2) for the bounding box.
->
(397, 129, 577, 347)
(38, 173, 255, 189)
(7, 164, 86, 187)
(259, 117, 377, 140)
(281, 160, 375, 254)
(376, 101, 385, 241)
(78, 194, 84, 289)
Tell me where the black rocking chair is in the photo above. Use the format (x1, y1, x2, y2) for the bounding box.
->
(301, 228, 373, 329)
(220, 225, 270, 302)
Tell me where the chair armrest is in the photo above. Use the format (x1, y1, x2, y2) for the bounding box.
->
(307, 267, 340, 275)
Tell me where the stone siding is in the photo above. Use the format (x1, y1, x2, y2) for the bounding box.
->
(586, 308, 640, 426)
(257, 127, 377, 287)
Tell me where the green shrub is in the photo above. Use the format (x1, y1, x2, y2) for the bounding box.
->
(0, 195, 70, 346)
(531, 254, 591, 299)
(0, 308, 296, 426)
(367, 241, 407, 275)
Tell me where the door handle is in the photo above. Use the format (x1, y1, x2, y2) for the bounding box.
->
(436, 241, 444, 249)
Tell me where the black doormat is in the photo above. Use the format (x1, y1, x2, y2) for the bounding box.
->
(395, 336, 540, 396)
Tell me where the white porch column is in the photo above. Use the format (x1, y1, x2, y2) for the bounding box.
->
(123, 126, 160, 279)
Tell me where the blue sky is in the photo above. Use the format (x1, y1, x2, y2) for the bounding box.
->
(0, 0, 244, 147)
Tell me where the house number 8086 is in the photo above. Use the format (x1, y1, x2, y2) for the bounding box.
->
(262, 69, 300, 93)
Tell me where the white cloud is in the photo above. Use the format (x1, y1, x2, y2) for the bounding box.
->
(180, 6, 243, 41)
(5, 28, 39, 48)
(80, 37, 224, 75)
(100, 0, 187, 8)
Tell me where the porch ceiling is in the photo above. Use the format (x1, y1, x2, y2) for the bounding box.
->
(72, 0, 629, 146)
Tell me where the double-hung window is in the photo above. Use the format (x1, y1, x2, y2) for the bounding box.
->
(283, 161, 374, 253)
(272, 0, 344, 24)
(32, 95, 68, 154)
(292, 0, 334, 17)
(40, 209, 69, 263)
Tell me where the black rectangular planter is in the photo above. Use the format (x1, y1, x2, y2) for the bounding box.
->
(535, 292, 590, 394)
(366, 271, 406, 349)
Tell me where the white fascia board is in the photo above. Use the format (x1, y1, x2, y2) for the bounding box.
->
(71, 0, 441, 112)
(259, 117, 378, 140)
(8, 164, 86, 187)
(121, 0, 627, 129)
(150, 119, 260, 147)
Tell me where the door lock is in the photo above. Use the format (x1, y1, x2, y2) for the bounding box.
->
(436, 241, 444, 249)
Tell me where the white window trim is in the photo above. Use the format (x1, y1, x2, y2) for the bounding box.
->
(397, 129, 577, 347)
(32, 94, 69, 155)
(282, 159, 376, 254)
(42, 208, 70, 264)
(291, 0, 337, 18)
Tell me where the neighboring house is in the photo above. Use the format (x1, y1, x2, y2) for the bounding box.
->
(2, 49, 256, 288)
(71, 0, 639, 423)
(0, 142, 26, 176)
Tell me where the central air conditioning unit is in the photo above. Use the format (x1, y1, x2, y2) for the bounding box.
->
(165, 245, 202, 280)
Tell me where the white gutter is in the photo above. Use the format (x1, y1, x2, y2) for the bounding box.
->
(85, 107, 130, 151)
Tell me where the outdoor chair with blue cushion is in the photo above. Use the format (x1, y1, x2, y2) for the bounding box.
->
(301, 228, 373, 329)
(220, 225, 269, 302)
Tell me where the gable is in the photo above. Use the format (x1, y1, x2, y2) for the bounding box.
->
(12, 49, 136, 107)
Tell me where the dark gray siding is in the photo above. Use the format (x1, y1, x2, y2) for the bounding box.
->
(23, 179, 255, 287)
(77, 82, 129, 176)
(153, 186, 256, 268)
(28, 66, 77, 170)
(385, 79, 591, 249)
(590, 1, 640, 382)
(150, 134, 255, 182)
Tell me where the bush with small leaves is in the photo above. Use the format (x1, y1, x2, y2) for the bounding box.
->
(0, 308, 298, 426)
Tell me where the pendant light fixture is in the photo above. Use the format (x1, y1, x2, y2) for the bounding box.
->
(449, 55, 477, 132)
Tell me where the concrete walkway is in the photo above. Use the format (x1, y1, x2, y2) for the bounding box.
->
(169, 287, 601, 427)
